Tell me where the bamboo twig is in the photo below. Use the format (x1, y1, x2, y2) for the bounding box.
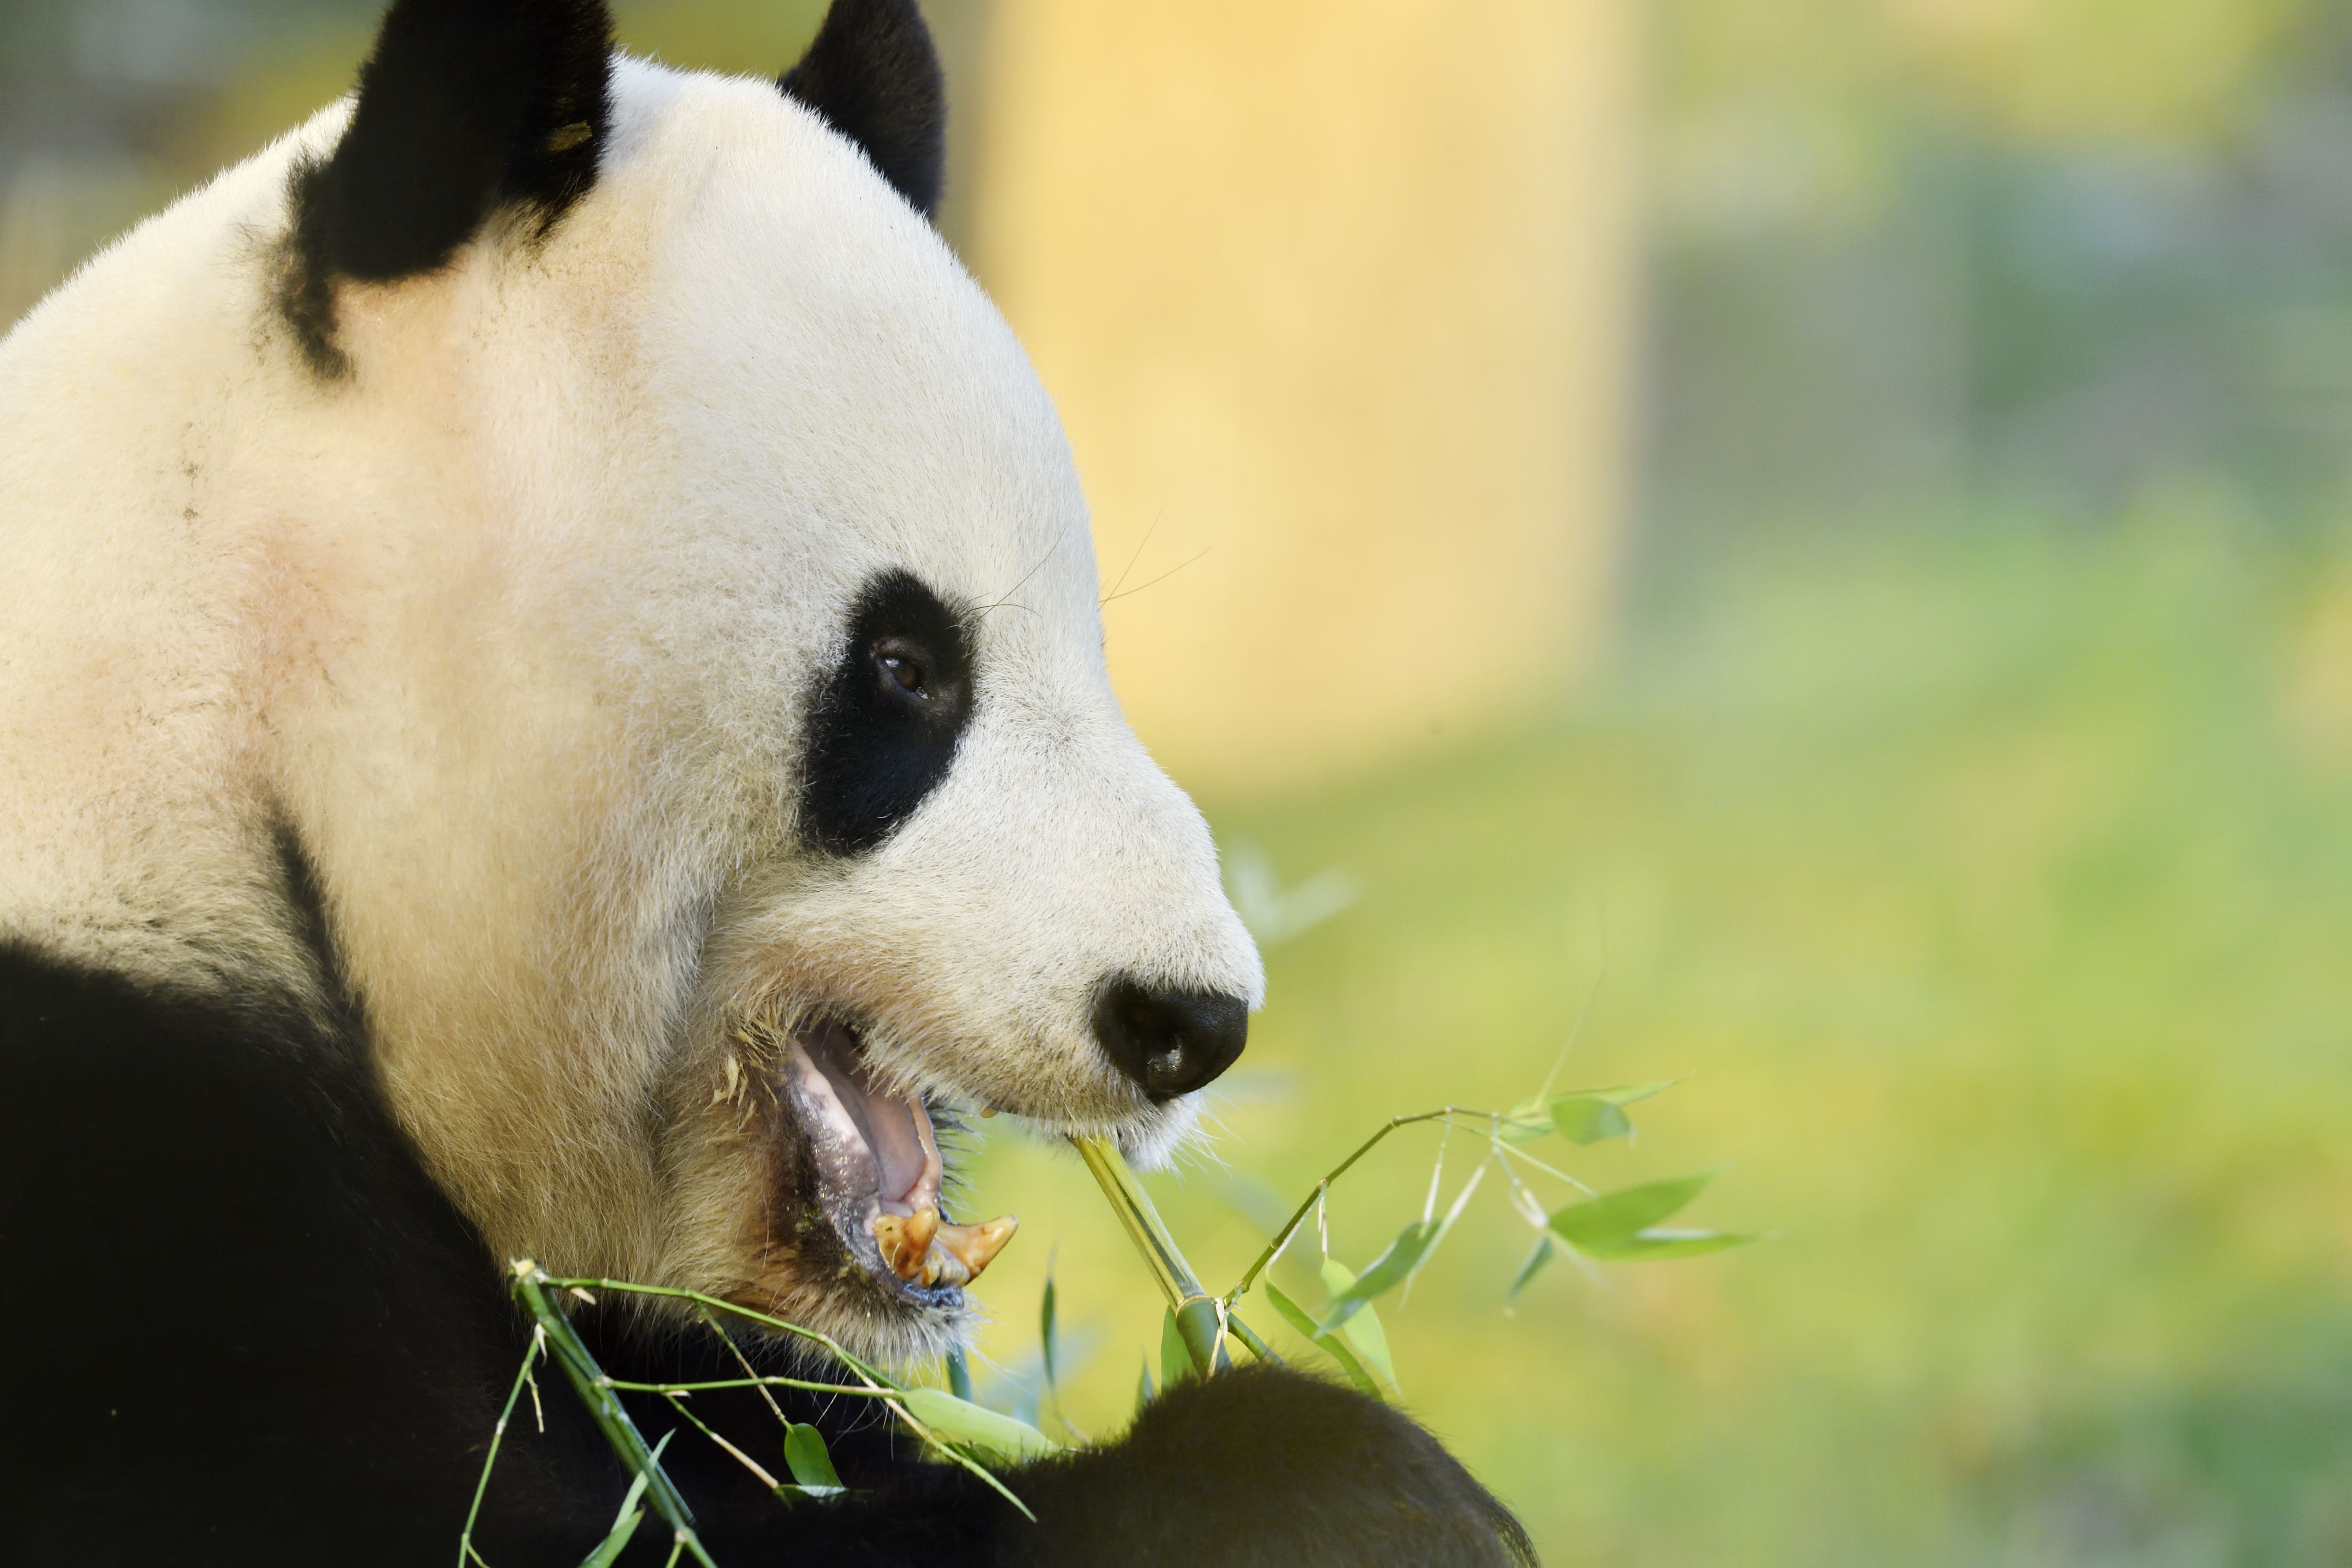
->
(662, 1393, 782, 1492)
(1225, 1109, 1478, 1304)
(1224, 1310, 1287, 1367)
(457, 1323, 544, 1568)
(537, 1274, 1037, 1520)
(602, 1376, 894, 1397)
(535, 1277, 893, 1387)
(509, 1263, 717, 1568)
(699, 1307, 791, 1432)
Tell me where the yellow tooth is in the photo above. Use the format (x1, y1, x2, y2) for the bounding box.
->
(922, 1244, 970, 1289)
(898, 1207, 942, 1281)
(870, 1213, 906, 1275)
(871, 1206, 941, 1281)
(876, 1209, 1015, 1288)
(932, 1214, 1019, 1284)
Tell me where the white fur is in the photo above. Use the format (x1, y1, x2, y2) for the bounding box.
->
(0, 58, 1262, 1353)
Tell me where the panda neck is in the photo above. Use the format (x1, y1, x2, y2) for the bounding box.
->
(0, 121, 346, 1024)
(0, 766, 335, 1033)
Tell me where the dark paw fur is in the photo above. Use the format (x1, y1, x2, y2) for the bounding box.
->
(1000, 1364, 1535, 1567)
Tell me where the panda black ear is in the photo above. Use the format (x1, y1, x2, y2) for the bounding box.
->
(781, 0, 946, 220)
(283, 0, 615, 375)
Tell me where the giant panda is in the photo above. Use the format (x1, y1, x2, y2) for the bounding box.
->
(0, 2, 1533, 1563)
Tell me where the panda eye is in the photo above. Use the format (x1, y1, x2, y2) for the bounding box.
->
(803, 571, 975, 856)
(874, 642, 933, 703)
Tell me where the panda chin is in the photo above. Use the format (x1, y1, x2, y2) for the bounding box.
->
(781, 1018, 1017, 1305)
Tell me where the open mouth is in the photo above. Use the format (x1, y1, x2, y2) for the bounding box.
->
(781, 1018, 1018, 1301)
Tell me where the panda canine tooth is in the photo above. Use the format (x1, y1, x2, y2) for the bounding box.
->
(933, 1215, 1018, 1282)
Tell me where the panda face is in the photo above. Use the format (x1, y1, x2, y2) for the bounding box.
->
(0, 14, 1260, 1361)
(280, 63, 1259, 1354)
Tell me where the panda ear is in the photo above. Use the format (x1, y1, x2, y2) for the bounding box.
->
(781, 0, 946, 220)
(283, 0, 614, 374)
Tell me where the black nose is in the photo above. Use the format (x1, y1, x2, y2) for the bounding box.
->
(1091, 979, 1250, 1100)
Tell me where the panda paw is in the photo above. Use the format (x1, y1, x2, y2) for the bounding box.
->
(996, 1364, 1535, 1567)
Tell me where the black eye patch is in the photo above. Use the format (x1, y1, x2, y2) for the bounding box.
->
(799, 569, 975, 855)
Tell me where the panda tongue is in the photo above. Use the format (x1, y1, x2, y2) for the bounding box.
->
(849, 1060, 939, 1216)
(803, 1021, 939, 1215)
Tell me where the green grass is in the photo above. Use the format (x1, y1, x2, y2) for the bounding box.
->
(958, 504, 2352, 1565)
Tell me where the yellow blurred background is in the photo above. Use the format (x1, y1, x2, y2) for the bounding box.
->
(11, 1, 2352, 1562)
(969, 0, 1635, 791)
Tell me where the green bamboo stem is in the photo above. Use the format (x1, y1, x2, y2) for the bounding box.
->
(1072, 1135, 1235, 1377)
(509, 1264, 716, 1568)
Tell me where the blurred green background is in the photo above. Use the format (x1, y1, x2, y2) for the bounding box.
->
(10, 1, 2352, 1563)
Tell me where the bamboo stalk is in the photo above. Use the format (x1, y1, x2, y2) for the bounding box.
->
(1071, 1135, 1235, 1377)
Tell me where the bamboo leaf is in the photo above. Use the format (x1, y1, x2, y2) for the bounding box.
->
(1498, 1111, 1552, 1143)
(1319, 1258, 1398, 1390)
(575, 1508, 643, 1568)
(1040, 1271, 1060, 1391)
(1505, 1234, 1557, 1303)
(784, 1423, 844, 1492)
(899, 1388, 1062, 1462)
(1265, 1280, 1383, 1400)
(1549, 1170, 1720, 1252)
(1576, 1227, 1760, 1261)
(1317, 1220, 1438, 1331)
(577, 1429, 671, 1566)
(1554, 1082, 1674, 1143)
(1160, 1308, 1195, 1390)
(1552, 1099, 1633, 1144)
(1502, 1082, 1674, 1144)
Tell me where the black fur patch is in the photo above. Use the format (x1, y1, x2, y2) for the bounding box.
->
(781, 0, 947, 219)
(281, 0, 615, 376)
(800, 569, 975, 855)
(0, 945, 991, 1563)
(1004, 1365, 1538, 1567)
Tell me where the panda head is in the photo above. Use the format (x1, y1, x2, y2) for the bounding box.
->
(11, 0, 1263, 1360)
